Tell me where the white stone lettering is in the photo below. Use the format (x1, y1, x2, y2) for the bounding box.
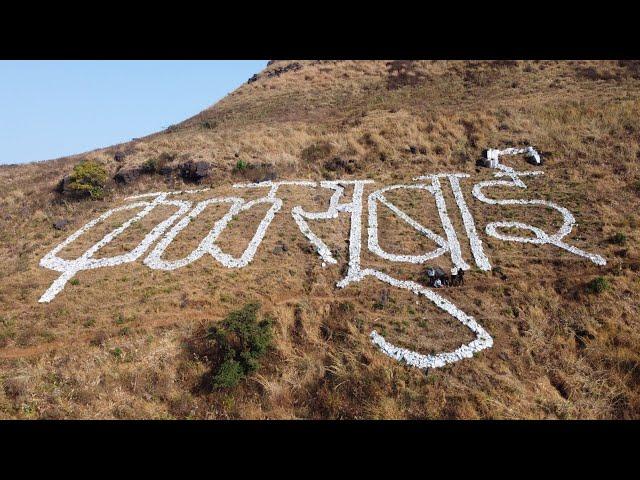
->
(37, 147, 606, 370)
(39, 192, 192, 302)
(472, 147, 606, 266)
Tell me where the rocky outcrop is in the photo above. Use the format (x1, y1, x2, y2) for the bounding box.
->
(53, 219, 69, 230)
(179, 160, 211, 183)
(114, 167, 142, 184)
(247, 62, 303, 84)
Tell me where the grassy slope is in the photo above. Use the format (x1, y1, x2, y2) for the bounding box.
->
(0, 60, 639, 419)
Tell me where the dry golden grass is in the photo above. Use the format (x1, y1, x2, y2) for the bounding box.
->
(1, 60, 639, 419)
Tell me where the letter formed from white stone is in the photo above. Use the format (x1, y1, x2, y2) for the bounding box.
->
(472, 147, 606, 266)
(143, 197, 245, 270)
(427, 175, 471, 271)
(367, 184, 449, 264)
(145, 181, 321, 270)
(412, 174, 492, 271)
(367, 271, 493, 369)
(38, 192, 193, 303)
(445, 174, 492, 271)
(320, 180, 494, 369)
(210, 196, 282, 268)
(290, 181, 342, 265)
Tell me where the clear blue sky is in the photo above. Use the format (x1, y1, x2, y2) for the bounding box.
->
(0, 60, 268, 165)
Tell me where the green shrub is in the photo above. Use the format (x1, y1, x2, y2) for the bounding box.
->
(141, 158, 159, 174)
(111, 347, 123, 359)
(337, 301, 354, 315)
(235, 159, 248, 171)
(609, 232, 627, 245)
(66, 160, 108, 199)
(142, 152, 174, 174)
(586, 276, 610, 294)
(211, 359, 244, 388)
(205, 302, 273, 389)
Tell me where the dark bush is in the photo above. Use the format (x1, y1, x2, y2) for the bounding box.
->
(141, 158, 159, 174)
(386, 60, 426, 90)
(141, 153, 174, 175)
(464, 68, 493, 87)
(233, 161, 277, 183)
(618, 60, 640, 79)
(609, 232, 627, 245)
(490, 60, 519, 68)
(586, 276, 610, 294)
(201, 120, 217, 130)
(324, 156, 355, 174)
(301, 141, 334, 163)
(201, 303, 274, 389)
(575, 66, 618, 81)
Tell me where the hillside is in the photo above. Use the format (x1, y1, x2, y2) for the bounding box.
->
(1, 60, 639, 419)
